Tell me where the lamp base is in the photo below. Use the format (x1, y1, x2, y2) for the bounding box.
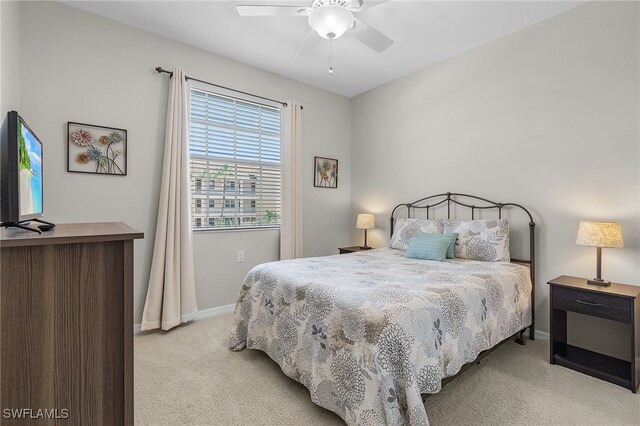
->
(359, 246, 371, 250)
(587, 278, 611, 287)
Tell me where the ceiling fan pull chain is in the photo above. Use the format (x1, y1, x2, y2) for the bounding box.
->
(328, 40, 334, 77)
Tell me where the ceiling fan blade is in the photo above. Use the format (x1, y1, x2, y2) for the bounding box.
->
(295, 31, 322, 60)
(236, 5, 310, 17)
(348, 0, 389, 12)
(350, 17, 393, 53)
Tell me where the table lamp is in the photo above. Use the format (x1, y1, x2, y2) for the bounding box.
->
(576, 221, 624, 286)
(356, 214, 375, 249)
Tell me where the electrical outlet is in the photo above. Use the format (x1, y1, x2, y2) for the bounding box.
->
(237, 250, 245, 263)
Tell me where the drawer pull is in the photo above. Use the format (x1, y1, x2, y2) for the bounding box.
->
(576, 299, 603, 307)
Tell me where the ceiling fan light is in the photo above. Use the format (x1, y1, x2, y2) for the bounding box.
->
(308, 5, 354, 40)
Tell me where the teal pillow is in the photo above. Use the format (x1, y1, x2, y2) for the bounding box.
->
(405, 232, 451, 262)
(444, 232, 458, 259)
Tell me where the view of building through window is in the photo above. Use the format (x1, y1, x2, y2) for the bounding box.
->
(189, 88, 281, 229)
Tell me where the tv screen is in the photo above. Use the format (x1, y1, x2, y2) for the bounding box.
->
(18, 117, 43, 217)
(1, 111, 45, 224)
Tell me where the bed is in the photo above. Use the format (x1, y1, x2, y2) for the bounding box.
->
(230, 192, 536, 425)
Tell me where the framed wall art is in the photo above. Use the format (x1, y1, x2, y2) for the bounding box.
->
(67, 122, 127, 175)
(314, 156, 338, 188)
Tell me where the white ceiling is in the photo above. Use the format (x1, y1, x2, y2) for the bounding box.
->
(63, 0, 586, 98)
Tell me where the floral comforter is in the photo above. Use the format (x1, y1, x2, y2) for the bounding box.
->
(229, 248, 532, 425)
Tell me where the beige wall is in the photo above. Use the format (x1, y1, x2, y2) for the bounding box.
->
(15, 1, 352, 323)
(1, 1, 21, 114)
(350, 1, 639, 356)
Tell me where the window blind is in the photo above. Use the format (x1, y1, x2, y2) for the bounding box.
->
(189, 88, 281, 230)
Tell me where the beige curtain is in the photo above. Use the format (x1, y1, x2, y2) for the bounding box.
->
(280, 102, 303, 259)
(141, 68, 198, 331)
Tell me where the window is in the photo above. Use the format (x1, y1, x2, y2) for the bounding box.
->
(195, 198, 202, 209)
(195, 218, 202, 227)
(190, 88, 281, 230)
(223, 217, 237, 227)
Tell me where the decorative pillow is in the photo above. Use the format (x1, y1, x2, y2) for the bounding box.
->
(389, 218, 444, 251)
(405, 232, 451, 262)
(443, 219, 510, 262)
(444, 232, 457, 259)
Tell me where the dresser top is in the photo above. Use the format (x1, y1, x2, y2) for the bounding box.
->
(548, 275, 640, 299)
(0, 222, 144, 247)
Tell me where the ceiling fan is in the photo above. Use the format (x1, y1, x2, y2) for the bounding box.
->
(236, 0, 393, 60)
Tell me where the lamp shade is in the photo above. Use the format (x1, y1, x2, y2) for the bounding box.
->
(576, 221, 624, 248)
(308, 5, 354, 40)
(356, 214, 375, 230)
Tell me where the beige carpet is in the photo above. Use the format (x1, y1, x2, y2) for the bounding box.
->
(135, 314, 640, 425)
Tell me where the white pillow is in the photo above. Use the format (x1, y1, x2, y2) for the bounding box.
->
(389, 218, 443, 251)
(443, 219, 510, 262)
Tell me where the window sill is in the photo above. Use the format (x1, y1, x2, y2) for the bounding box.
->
(192, 226, 280, 234)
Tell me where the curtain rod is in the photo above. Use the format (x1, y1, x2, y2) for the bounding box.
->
(155, 67, 303, 110)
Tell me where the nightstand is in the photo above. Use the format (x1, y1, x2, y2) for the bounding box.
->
(548, 275, 640, 392)
(338, 246, 371, 254)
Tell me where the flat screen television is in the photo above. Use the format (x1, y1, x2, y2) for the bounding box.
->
(1, 111, 53, 232)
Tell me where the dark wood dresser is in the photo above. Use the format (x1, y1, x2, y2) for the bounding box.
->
(1, 222, 143, 424)
(548, 275, 640, 393)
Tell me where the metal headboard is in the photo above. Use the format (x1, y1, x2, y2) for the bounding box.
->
(390, 192, 536, 341)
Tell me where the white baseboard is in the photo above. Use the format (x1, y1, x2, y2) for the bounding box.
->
(534, 329, 550, 340)
(195, 303, 236, 321)
(134, 303, 235, 335)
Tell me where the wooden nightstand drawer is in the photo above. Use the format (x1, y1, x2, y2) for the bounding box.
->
(552, 286, 632, 323)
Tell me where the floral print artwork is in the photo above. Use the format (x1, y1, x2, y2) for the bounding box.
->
(230, 248, 532, 425)
(68, 122, 127, 175)
(314, 157, 338, 188)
